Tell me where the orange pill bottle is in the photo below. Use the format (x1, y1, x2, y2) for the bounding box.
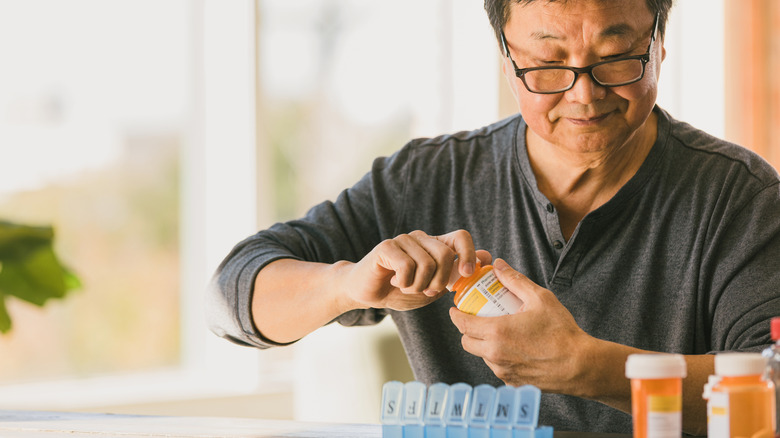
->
(625, 353, 686, 438)
(706, 352, 776, 438)
(451, 262, 523, 317)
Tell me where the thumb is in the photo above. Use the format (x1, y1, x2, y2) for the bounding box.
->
(493, 258, 543, 305)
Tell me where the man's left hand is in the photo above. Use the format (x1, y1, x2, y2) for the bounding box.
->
(448, 258, 595, 396)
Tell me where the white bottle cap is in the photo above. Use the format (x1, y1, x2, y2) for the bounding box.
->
(625, 353, 687, 379)
(714, 352, 767, 376)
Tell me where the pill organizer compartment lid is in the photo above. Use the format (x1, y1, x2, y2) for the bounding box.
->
(380, 381, 404, 425)
(468, 384, 497, 427)
(443, 382, 472, 426)
(423, 382, 449, 426)
(401, 381, 426, 425)
(489, 385, 518, 428)
(513, 385, 541, 429)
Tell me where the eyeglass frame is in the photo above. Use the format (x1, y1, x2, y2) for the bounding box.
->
(499, 12, 660, 95)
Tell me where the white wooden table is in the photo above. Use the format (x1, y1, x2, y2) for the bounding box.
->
(0, 410, 382, 437)
(0, 410, 637, 437)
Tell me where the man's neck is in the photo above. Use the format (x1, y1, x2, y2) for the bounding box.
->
(525, 112, 658, 240)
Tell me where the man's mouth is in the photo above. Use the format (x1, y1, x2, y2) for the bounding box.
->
(565, 112, 612, 126)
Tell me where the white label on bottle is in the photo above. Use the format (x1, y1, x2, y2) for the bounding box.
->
(707, 392, 730, 438)
(470, 270, 523, 317)
(646, 394, 682, 438)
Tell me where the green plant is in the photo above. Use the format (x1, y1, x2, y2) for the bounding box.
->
(0, 220, 80, 333)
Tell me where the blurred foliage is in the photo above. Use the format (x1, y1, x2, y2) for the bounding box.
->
(0, 133, 180, 382)
(0, 221, 80, 333)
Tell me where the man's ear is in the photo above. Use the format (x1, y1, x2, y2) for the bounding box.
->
(661, 39, 667, 62)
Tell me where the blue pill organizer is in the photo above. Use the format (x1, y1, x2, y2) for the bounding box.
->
(381, 381, 553, 438)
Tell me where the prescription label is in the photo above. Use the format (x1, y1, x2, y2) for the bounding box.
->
(457, 270, 522, 317)
(646, 394, 682, 438)
(707, 392, 730, 438)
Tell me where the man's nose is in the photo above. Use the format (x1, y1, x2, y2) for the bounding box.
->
(565, 72, 607, 104)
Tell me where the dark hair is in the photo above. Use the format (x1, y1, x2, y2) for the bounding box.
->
(484, 0, 674, 47)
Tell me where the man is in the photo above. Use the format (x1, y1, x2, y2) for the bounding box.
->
(208, 0, 780, 434)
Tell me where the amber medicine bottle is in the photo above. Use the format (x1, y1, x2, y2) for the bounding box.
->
(451, 262, 523, 316)
(625, 353, 686, 438)
(706, 352, 776, 438)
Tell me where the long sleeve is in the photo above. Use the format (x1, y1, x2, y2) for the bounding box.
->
(206, 144, 415, 348)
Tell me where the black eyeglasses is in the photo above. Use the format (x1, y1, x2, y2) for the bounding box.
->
(500, 13, 659, 94)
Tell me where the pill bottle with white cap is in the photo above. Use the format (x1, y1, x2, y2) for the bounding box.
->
(706, 352, 776, 438)
(625, 353, 686, 438)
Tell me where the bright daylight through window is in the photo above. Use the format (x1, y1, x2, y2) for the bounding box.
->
(0, 0, 187, 383)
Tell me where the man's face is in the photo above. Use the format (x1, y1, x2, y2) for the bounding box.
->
(502, 0, 664, 154)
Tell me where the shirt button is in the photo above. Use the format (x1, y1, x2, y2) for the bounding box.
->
(546, 203, 555, 213)
(553, 240, 564, 249)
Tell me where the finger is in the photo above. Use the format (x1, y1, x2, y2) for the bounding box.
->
(459, 331, 491, 358)
(399, 231, 462, 294)
(445, 249, 494, 290)
(435, 230, 476, 278)
(374, 235, 437, 292)
(458, 327, 513, 369)
(373, 238, 417, 288)
(492, 258, 544, 305)
(409, 231, 457, 294)
(475, 249, 493, 267)
(449, 306, 496, 341)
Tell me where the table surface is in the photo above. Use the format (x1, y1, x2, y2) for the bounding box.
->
(0, 410, 631, 437)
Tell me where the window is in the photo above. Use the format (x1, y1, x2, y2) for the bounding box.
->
(254, 0, 499, 423)
(256, 0, 500, 224)
(655, 0, 726, 140)
(0, 0, 263, 411)
(0, 0, 186, 383)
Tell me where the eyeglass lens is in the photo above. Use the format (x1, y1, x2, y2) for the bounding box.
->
(524, 59, 644, 93)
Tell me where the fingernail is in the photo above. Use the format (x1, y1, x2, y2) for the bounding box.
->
(463, 262, 475, 276)
(494, 258, 509, 271)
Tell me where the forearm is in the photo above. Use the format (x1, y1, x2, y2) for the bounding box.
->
(577, 338, 712, 436)
(680, 354, 713, 436)
(253, 231, 478, 344)
(251, 258, 358, 344)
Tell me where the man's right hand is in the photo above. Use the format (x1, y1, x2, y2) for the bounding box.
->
(253, 229, 489, 344)
(337, 229, 491, 311)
